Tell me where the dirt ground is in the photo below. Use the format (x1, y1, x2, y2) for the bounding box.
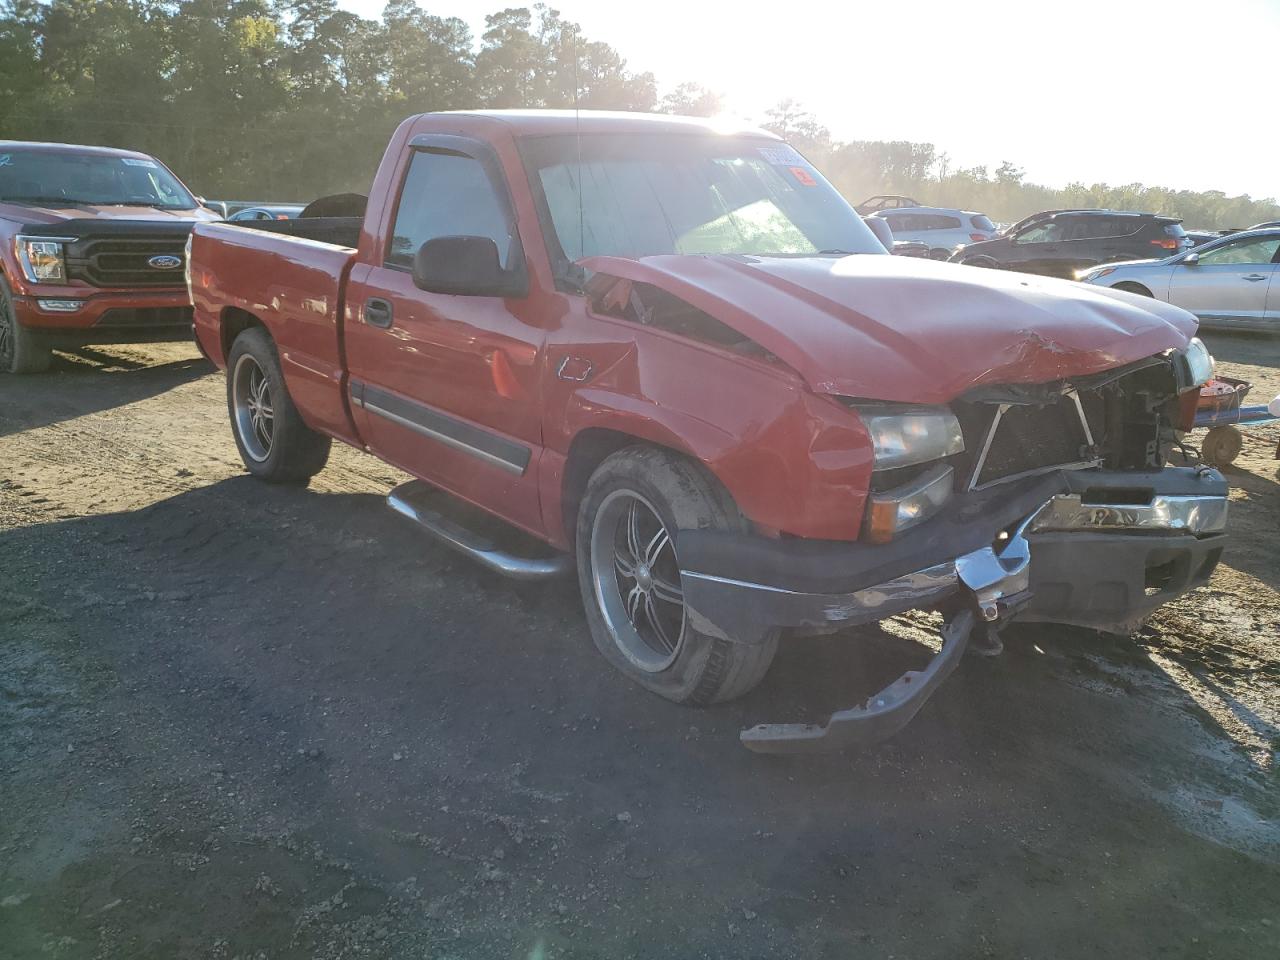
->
(1, 332, 1277, 960)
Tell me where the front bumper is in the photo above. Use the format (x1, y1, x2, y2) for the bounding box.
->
(677, 466, 1228, 752)
(12, 288, 193, 344)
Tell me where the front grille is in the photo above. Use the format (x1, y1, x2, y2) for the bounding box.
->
(95, 306, 193, 328)
(975, 401, 1092, 487)
(66, 236, 188, 288)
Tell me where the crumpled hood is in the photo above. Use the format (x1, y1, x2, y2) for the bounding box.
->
(580, 253, 1198, 403)
(0, 201, 219, 225)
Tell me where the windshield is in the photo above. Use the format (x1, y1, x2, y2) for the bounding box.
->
(0, 149, 196, 209)
(520, 133, 883, 265)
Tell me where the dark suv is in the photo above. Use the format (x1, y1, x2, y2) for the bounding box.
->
(952, 209, 1191, 278)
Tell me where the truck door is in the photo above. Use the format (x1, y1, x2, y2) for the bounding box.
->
(343, 136, 547, 534)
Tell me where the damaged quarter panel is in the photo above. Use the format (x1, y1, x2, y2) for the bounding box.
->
(543, 285, 874, 542)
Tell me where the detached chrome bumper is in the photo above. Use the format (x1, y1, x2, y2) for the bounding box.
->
(678, 467, 1229, 753)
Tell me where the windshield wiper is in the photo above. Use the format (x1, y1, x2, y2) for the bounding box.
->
(817, 248, 860, 256)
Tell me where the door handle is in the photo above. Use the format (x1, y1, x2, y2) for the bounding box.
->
(365, 298, 393, 328)
(1243, 273, 1267, 282)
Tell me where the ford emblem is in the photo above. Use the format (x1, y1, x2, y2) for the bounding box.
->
(148, 254, 183, 270)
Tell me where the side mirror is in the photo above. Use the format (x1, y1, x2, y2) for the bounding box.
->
(1182, 252, 1200, 265)
(412, 235, 526, 297)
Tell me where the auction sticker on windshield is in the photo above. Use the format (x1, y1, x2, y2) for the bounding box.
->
(757, 144, 807, 166)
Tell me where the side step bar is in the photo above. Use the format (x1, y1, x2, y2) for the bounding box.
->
(387, 480, 572, 581)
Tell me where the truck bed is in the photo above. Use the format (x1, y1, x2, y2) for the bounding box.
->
(224, 216, 361, 250)
(189, 219, 360, 443)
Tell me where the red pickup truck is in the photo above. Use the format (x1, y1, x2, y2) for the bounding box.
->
(189, 111, 1228, 751)
(0, 140, 219, 373)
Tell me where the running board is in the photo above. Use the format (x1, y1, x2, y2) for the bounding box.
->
(386, 480, 572, 581)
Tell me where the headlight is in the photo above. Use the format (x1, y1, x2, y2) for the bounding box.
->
(1079, 266, 1116, 282)
(15, 236, 68, 283)
(1175, 336, 1214, 391)
(865, 464, 954, 543)
(857, 405, 964, 470)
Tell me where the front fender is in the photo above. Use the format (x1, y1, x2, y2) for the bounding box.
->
(555, 367, 874, 542)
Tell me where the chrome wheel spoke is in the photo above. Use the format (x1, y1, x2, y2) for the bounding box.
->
(643, 527, 671, 567)
(625, 501, 643, 564)
(614, 548, 636, 579)
(625, 584, 645, 623)
(643, 594, 676, 653)
(650, 574, 683, 605)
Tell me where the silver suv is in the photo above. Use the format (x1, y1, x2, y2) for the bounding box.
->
(872, 206, 998, 259)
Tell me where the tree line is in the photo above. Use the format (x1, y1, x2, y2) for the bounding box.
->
(2, 1, 1276, 229)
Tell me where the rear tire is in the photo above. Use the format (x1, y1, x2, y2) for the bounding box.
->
(0, 276, 53, 374)
(960, 255, 1001, 269)
(575, 446, 778, 705)
(928, 247, 952, 261)
(226, 326, 331, 483)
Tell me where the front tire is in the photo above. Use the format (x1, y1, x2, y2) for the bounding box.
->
(0, 276, 53, 374)
(226, 326, 331, 483)
(575, 447, 778, 705)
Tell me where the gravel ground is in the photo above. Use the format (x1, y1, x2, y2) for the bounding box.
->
(1, 332, 1277, 960)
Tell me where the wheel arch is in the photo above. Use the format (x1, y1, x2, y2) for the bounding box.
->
(1111, 281, 1154, 298)
(220, 306, 267, 360)
(558, 425, 731, 548)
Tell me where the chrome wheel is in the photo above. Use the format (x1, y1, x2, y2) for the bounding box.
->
(232, 353, 274, 462)
(590, 490, 687, 673)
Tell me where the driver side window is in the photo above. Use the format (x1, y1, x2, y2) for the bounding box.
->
(1197, 236, 1280, 266)
(387, 149, 515, 270)
(1013, 221, 1062, 244)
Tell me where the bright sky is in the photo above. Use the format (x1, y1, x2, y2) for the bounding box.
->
(337, 0, 1278, 200)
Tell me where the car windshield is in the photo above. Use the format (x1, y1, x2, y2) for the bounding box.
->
(520, 133, 882, 264)
(0, 149, 196, 209)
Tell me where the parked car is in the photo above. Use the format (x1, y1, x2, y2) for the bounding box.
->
(228, 204, 305, 222)
(1251, 220, 1280, 229)
(1080, 227, 1280, 333)
(953, 209, 1192, 278)
(0, 140, 220, 373)
(854, 194, 921, 215)
(892, 238, 932, 258)
(872, 206, 997, 259)
(188, 110, 1226, 751)
(864, 213, 942, 258)
(1185, 229, 1224, 247)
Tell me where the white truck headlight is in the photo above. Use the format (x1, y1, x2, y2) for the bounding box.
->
(15, 236, 68, 283)
(858, 406, 964, 470)
(1177, 336, 1214, 390)
(849, 404, 965, 541)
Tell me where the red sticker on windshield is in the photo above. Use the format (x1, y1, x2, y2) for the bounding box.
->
(789, 166, 816, 186)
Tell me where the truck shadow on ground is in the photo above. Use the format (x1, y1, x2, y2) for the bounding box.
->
(0, 348, 211, 438)
(3, 476, 1278, 957)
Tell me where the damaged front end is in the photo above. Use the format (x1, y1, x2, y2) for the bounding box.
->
(678, 345, 1228, 754)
